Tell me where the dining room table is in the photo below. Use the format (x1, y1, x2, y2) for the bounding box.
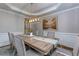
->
(16, 34, 58, 55)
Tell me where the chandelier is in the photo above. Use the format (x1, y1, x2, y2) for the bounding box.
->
(28, 4, 40, 23)
(28, 17, 40, 23)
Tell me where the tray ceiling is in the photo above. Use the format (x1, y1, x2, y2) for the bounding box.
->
(0, 3, 79, 16)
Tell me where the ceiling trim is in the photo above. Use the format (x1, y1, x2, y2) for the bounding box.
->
(0, 8, 16, 14)
(41, 5, 79, 17)
(5, 3, 61, 16)
(3, 3, 79, 17)
(50, 5, 79, 15)
(0, 8, 25, 17)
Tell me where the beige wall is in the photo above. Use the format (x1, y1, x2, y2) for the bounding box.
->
(40, 8, 79, 33)
(0, 11, 24, 33)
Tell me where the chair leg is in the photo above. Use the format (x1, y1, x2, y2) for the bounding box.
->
(44, 49, 54, 56)
(26, 46, 30, 50)
(77, 48, 79, 56)
(44, 52, 51, 56)
(25, 44, 30, 51)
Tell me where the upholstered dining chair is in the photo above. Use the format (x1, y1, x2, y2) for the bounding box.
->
(47, 31, 55, 39)
(14, 36, 26, 56)
(8, 32, 24, 48)
(8, 32, 14, 49)
(47, 31, 59, 50)
(73, 36, 79, 56)
(35, 31, 43, 36)
(54, 36, 73, 56)
(43, 31, 48, 37)
(8, 32, 17, 55)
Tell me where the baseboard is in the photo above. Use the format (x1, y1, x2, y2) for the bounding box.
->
(58, 44, 73, 51)
(0, 44, 10, 48)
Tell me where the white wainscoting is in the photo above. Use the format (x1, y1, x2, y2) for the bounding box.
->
(55, 32, 79, 48)
(0, 33, 9, 47)
(0, 32, 23, 47)
(0, 32, 78, 48)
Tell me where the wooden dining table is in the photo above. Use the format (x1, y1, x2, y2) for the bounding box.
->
(16, 35, 55, 55)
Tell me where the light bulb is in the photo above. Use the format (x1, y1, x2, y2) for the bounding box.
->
(31, 19, 33, 22)
(34, 18, 37, 21)
(38, 18, 39, 21)
(33, 19, 34, 22)
(29, 20, 31, 23)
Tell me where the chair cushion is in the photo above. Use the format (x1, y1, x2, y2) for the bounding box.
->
(47, 31, 55, 39)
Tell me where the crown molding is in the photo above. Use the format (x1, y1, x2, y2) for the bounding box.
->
(50, 5, 79, 16)
(1, 3, 79, 17)
(41, 5, 79, 17)
(5, 3, 61, 16)
(0, 9, 15, 14)
(0, 8, 25, 17)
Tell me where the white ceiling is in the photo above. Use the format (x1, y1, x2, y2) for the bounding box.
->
(0, 3, 79, 16)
